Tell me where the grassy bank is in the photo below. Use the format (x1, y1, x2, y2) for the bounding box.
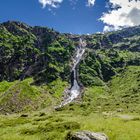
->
(0, 110, 140, 140)
(0, 66, 139, 140)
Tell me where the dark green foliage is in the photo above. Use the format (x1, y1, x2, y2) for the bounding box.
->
(0, 21, 74, 84)
(0, 21, 140, 86)
(79, 50, 104, 86)
(79, 47, 140, 87)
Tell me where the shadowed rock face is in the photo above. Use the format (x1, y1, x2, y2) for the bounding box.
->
(66, 131, 109, 140)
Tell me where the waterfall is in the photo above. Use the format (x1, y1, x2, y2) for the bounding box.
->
(58, 38, 86, 107)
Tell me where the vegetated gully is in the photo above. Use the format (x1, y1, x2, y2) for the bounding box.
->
(59, 38, 87, 107)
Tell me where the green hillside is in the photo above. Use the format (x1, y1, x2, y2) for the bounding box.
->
(0, 21, 140, 140)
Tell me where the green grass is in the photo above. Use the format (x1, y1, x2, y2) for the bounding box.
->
(0, 81, 16, 94)
(0, 66, 139, 139)
(43, 78, 68, 99)
(0, 110, 140, 140)
(0, 78, 68, 114)
(108, 66, 140, 113)
(81, 66, 140, 113)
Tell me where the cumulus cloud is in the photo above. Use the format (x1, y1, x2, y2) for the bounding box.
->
(39, 0, 96, 8)
(39, 0, 63, 8)
(100, 0, 140, 32)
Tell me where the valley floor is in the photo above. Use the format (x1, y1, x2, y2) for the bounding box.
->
(0, 110, 140, 140)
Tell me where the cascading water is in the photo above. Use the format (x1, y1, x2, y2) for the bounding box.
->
(58, 38, 86, 107)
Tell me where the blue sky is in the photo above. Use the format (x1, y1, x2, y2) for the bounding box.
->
(0, 0, 140, 34)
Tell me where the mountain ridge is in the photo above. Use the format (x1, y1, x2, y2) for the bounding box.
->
(0, 20, 139, 114)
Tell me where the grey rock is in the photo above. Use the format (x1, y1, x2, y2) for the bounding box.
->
(66, 130, 109, 140)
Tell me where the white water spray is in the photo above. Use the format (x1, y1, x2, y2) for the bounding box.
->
(59, 38, 86, 107)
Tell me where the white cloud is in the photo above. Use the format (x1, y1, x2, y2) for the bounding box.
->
(103, 25, 121, 32)
(87, 0, 96, 7)
(39, 0, 63, 8)
(39, 0, 96, 8)
(100, 0, 140, 32)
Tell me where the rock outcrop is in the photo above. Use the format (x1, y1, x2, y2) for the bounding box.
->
(66, 131, 109, 140)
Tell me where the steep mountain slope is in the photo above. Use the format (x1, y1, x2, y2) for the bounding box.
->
(0, 21, 75, 83)
(0, 21, 140, 114)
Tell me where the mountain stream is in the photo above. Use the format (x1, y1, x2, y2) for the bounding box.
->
(58, 38, 86, 107)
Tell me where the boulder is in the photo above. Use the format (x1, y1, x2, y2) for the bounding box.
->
(66, 130, 109, 140)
